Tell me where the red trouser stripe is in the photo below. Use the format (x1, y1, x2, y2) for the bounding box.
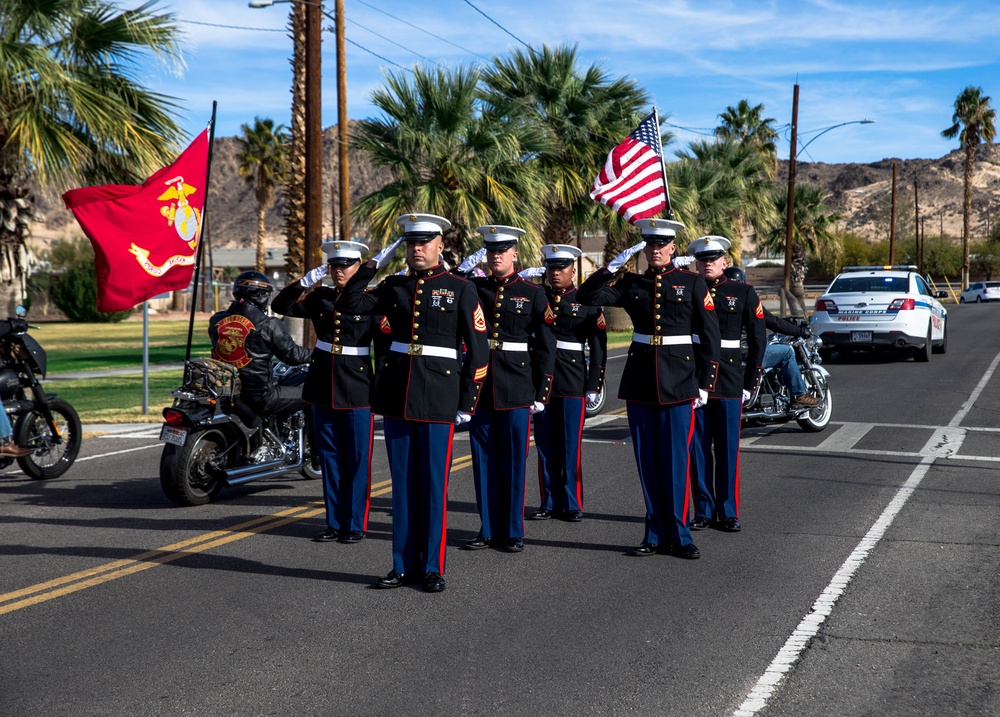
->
(363, 413, 374, 531)
(437, 423, 455, 573)
(574, 398, 585, 509)
(682, 400, 696, 524)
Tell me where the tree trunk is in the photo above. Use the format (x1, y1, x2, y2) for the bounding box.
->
(790, 240, 808, 312)
(962, 141, 974, 289)
(283, 3, 307, 280)
(542, 202, 574, 247)
(256, 202, 267, 272)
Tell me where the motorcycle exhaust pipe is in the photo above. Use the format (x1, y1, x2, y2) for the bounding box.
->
(226, 460, 305, 486)
(224, 459, 286, 483)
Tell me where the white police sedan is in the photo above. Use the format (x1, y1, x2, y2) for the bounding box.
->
(811, 265, 948, 362)
(959, 281, 1000, 303)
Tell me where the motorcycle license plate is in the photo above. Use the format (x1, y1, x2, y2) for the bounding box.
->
(851, 331, 873, 342)
(159, 425, 187, 447)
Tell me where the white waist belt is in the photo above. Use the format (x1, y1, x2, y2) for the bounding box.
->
(489, 340, 529, 352)
(721, 339, 741, 349)
(632, 333, 692, 346)
(315, 340, 369, 356)
(390, 341, 457, 359)
(556, 340, 585, 351)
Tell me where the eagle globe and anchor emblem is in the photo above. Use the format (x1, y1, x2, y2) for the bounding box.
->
(128, 175, 202, 276)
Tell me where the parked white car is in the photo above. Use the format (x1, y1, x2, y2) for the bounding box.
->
(812, 265, 948, 362)
(958, 281, 1000, 303)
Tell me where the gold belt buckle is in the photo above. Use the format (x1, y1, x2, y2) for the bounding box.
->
(650, 336, 663, 346)
(489, 339, 502, 350)
(407, 343, 423, 356)
(330, 344, 343, 355)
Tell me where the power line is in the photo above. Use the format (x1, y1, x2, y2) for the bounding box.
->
(460, 0, 529, 48)
(338, 15, 444, 68)
(350, 0, 491, 61)
(339, 32, 413, 73)
(178, 19, 285, 32)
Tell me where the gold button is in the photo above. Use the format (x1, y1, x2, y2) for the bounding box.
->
(445, 370, 451, 375)
(413, 323, 419, 328)
(655, 304, 660, 309)
(496, 302, 502, 307)
(415, 300, 421, 305)
(493, 332, 499, 338)
(729, 358, 734, 363)
(414, 311, 420, 316)
(555, 296, 561, 303)
(516, 310, 521, 314)
(418, 279, 425, 285)
(498, 294, 505, 300)
(685, 355, 690, 360)
(678, 298, 683, 302)
(413, 335, 419, 340)
(571, 359, 576, 363)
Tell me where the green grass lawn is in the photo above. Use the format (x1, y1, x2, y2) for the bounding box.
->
(52, 371, 183, 424)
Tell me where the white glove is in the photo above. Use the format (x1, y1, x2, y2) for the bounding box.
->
(299, 264, 328, 288)
(529, 401, 545, 415)
(742, 389, 751, 403)
(585, 391, 600, 404)
(518, 266, 546, 279)
(607, 241, 646, 273)
(693, 389, 708, 409)
(673, 256, 695, 268)
(372, 237, 404, 269)
(455, 411, 472, 425)
(458, 247, 487, 273)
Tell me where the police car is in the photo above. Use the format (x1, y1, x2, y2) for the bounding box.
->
(811, 265, 948, 362)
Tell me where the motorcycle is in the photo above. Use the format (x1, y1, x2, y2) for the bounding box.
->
(158, 358, 321, 506)
(583, 355, 607, 418)
(742, 332, 833, 433)
(0, 306, 82, 479)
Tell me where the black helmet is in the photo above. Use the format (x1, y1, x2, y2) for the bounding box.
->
(723, 266, 746, 283)
(233, 270, 274, 312)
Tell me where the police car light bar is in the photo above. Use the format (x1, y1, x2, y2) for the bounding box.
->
(840, 265, 919, 272)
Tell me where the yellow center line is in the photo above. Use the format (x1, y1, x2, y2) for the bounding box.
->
(1, 457, 470, 615)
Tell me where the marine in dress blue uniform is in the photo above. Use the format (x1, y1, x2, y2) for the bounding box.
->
(271, 240, 384, 545)
(685, 236, 766, 533)
(577, 219, 720, 559)
(461, 225, 556, 553)
(528, 244, 607, 523)
(337, 214, 490, 593)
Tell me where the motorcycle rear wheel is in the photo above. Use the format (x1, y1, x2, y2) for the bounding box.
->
(796, 379, 833, 433)
(16, 397, 82, 480)
(584, 385, 607, 418)
(160, 429, 228, 506)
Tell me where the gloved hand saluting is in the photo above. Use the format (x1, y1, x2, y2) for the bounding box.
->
(607, 241, 646, 274)
(518, 267, 546, 279)
(457, 247, 487, 274)
(299, 264, 328, 288)
(528, 401, 545, 415)
(371, 237, 404, 269)
(455, 411, 472, 425)
(693, 389, 709, 409)
(742, 389, 751, 404)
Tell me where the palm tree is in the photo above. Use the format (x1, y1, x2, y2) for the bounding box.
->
(758, 184, 841, 307)
(0, 0, 184, 310)
(716, 99, 779, 177)
(674, 138, 779, 261)
(237, 118, 289, 272)
(352, 66, 550, 268)
(942, 86, 996, 288)
(480, 44, 651, 247)
(283, 1, 307, 279)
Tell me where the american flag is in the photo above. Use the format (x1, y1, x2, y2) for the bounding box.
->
(590, 111, 668, 222)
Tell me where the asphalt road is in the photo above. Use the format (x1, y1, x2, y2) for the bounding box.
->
(2, 304, 998, 717)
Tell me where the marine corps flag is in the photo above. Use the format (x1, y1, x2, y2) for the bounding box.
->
(62, 130, 210, 312)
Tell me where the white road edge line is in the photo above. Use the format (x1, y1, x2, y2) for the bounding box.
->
(732, 348, 1000, 717)
(76, 444, 162, 463)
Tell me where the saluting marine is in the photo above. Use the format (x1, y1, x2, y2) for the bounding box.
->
(460, 225, 556, 553)
(337, 213, 490, 593)
(686, 236, 766, 533)
(528, 244, 607, 523)
(271, 240, 388, 546)
(577, 218, 720, 559)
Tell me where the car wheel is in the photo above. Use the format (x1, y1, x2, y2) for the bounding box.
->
(913, 327, 932, 363)
(959, 296, 966, 304)
(976, 295, 983, 303)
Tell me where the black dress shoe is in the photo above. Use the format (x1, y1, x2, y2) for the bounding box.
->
(631, 542, 658, 557)
(690, 517, 711, 531)
(423, 573, 446, 593)
(527, 508, 551, 520)
(338, 530, 365, 543)
(505, 538, 524, 553)
(562, 510, 584, 522)
(464, 536, 490, 550)
(668, 543, 701, 559)
(313, 527, 340, 542)
(719, 517, 741, 532)
(375, 571, 406, 589)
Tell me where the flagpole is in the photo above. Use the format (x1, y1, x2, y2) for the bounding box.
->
(652, 106, 674, 220)
(142, 301, 149, 414)
(185, 101, 218, 362)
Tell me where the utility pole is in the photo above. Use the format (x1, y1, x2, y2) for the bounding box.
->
(914, 176, 921, 273)
(889, 161, 897, 265)
(783, 83, 799, 316)
(335, 0, 350, 243)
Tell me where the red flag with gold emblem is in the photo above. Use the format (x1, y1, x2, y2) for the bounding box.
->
(62, 130, 210, 312)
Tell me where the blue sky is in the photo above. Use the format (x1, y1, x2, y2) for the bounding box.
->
(150, 0, 1000, 164)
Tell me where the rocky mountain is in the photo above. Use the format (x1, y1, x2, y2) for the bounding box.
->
(28, 128, 1000, 255)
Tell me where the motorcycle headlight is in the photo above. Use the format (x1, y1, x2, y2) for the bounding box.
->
(808, 336, 823, 349)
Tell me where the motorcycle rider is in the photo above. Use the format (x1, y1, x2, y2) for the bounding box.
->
(723, 266, 817, 408)
(209, 271, 312, 416)
(0, 317, 31, 456)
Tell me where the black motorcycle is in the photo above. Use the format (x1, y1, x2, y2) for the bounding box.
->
(742, 333, 833, 433)
(0, 307, 82, 479)
(158, 358, 320, 506)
